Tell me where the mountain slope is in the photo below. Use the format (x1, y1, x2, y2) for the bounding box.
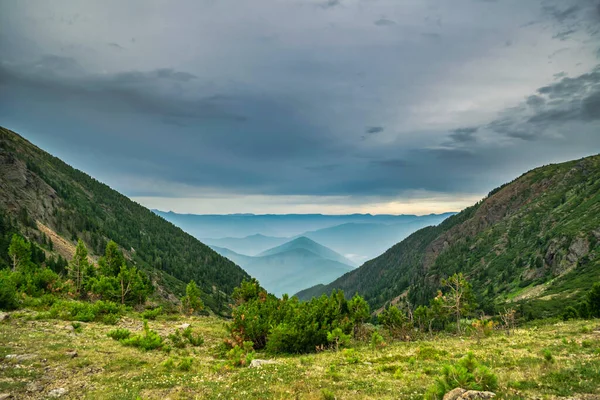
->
(0, 126, 250, 310)
(258, 236, 356, 266)
(296, 155, 600, 318)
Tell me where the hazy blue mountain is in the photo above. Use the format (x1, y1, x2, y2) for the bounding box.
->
(209, 239, 354, 297)
(257, 236, 356, 266)
(153, 211, 448, 238)
(154, 211, 454, 263)
(300, 214, 453, 264)
(203, 234, 288, 256)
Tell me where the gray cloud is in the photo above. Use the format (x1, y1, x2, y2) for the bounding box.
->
(374, 18, 396, 27)
(0, 0, 598, 211)
(449, 127, 478, 143)
(366, 126, 384, 134)
(319, 0, 340, 9)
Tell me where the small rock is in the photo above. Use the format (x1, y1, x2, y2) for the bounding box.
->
(26, 382, 43, 392)
(64, 325, 75, 332)
(460, 390, 496, 399)
(249, 359, 277, 368)
(48, 388, 67, 398)
(0, 312, 9, 322)
(443, 389, 496, 400)
(0, 393, 12, 400)
(65, 350, 78, 358)
(5, 354, 36, 362)
(444, 388, 467, 400)
(178, 323, 191, 330)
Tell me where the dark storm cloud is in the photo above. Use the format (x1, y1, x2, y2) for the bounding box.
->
(0, 57, 245, 122)
(0, 0, 599, 210)
(449, 127, 478, 143)
(488, 66, 600, 140)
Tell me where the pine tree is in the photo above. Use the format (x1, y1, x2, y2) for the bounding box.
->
(181, 281, 204, 315)
(441, 273, 476, 334)
(69, 239, 90, 295)
(8, 234, 31, 272)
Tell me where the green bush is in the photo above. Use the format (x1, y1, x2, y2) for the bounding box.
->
(226, 341, 255, 367)
(49, 300, 123, 323)
(228, 280, 357, 354)
(168, 329, 187, 349)
(177, 357, 193, 371)
(370, 331, 386, 349)
(140, 306, 162, 320)
(321, 388, 336, 400)
(107, 328, 132, 340)
(120, 321, 164, 351)
(424, 352, 498, 399)
(327, 328, 351, 351)
(0, 270, 18, 310)
(182, 326, 204, 347)
(543, 349, 554, 363)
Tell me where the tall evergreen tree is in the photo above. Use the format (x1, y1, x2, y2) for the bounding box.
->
(69, 239, 90, 295)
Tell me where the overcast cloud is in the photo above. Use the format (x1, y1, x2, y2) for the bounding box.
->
(1, 0, 599, 214)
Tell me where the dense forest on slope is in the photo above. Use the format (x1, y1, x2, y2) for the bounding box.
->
(0, 126, 249, 310)
(296, 154, 600, 318)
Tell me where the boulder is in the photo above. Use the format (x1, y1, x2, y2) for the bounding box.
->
(443, 389, 496, 400)
(0, 393, 11, 400)
(0, 312, 9, 322)
(249, 359, 277, 368)
(178, 323, 191, 330)
(461, 391, 496, 399)
(443, 388, 467, 400)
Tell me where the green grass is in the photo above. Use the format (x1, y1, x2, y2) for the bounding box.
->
(0, 312, 599, 399)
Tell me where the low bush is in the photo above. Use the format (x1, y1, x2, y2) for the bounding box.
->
(140, 307, 162, 320)
(49, 300, 123, 323)
(107, 328, 132, 340)
(226, 341, 255, 367)
(424, 352, 498, 399)
(177, 357, 193, 371)
(120, 321, 164, 351)
(182, 326, 204, 346)
(0, 270, 18, 310)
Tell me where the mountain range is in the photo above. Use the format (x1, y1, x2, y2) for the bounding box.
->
(159, 211, 453, 264)
(210, 236, 354, 296)
(296, 154, 600, 319)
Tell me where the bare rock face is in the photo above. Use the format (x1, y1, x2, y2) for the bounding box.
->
(443, 388, 496, 400)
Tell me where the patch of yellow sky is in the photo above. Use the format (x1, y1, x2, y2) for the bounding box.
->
(133, 192, 483, 215)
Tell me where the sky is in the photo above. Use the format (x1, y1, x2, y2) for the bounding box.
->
(1, 0, 599, 215)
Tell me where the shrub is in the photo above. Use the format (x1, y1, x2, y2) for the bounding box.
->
(424, 352, 498, 399)
(49, 300, 123, 323)
(343, 348, 360, 364)
(161, 357, 175, 370)
(370, 331, 386, 350)
(177, 357, 193, 371)
(168, 329, 187, 349)
(327, 328, 351, 352)
(107, 328, 132, 340)
(0, 270, 18, 310)
(71, 322, 82, 333)
(543, 349, 554, 363)
(226, 341, 255, 367)
(120, 321, 164, 351)
(182, 326, 204, 347)
(140, 306, 162, 321)
(562, 306, 579, 321)
(321, 388, 336, 400)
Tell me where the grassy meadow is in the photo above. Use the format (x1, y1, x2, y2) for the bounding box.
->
(0, 311, 599, 400)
